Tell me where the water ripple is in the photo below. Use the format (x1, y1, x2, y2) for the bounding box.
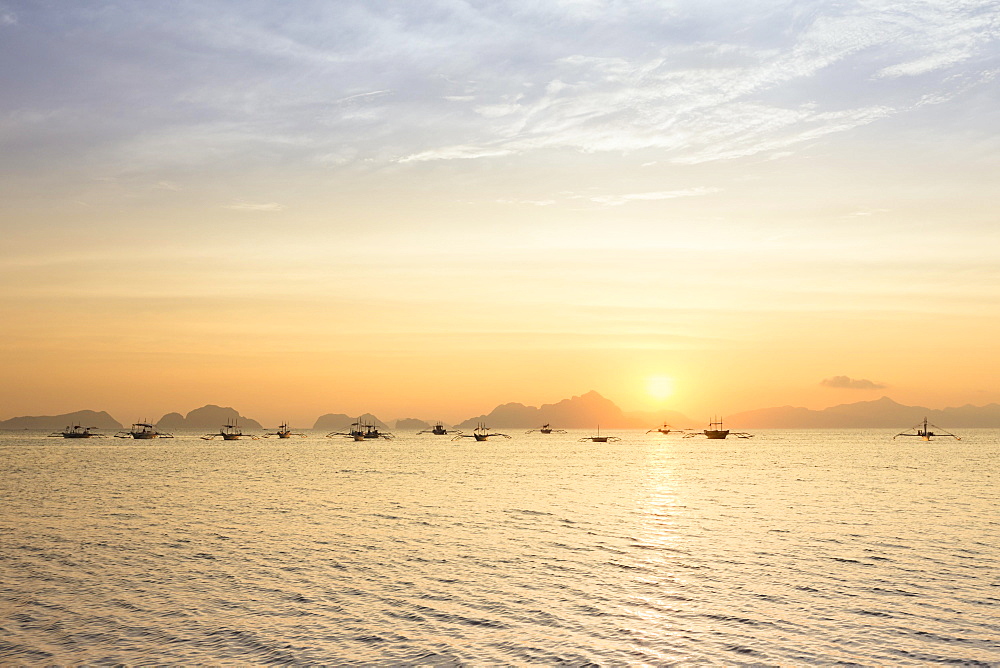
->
(1, 429, 998, 664)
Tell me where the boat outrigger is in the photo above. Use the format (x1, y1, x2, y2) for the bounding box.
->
(115, 422, 173, 439)
(264, 422, 305, 438)
(525, 423, 566, 434)
(452, 423, 511, 442)
(685, 418, 753, 440)
(49, 425, 103, 438)
(893, 417, 960, 441)
(417, 422, 461, 436)
(202, 420, 256, 440)
(580, 426, 619, 443)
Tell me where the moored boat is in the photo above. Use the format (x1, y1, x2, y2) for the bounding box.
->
(685, 417, 753, 439)
(327, 418, 393, 440)
(704, 418, 729, 439)
(580, 426, 619, 443)
(418, 422, 460, 436)
(49, 424, 102, 438)
(202, 420, 256, 440)
(526, 423, 566, 434)
(264, 422, 305, 438)
(893, 417, 960, 441)
(452, 423, 511, 442)
(115, 422, 173, 439)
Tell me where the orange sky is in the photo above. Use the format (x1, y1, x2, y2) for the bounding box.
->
(2, 3, 998, 426)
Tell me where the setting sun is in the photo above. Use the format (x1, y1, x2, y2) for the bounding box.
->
(647, 375, 676, 401)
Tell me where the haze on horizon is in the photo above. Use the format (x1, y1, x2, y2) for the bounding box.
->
(2, 1, 998, 428)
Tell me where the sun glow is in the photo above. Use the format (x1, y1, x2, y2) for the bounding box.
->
(647, 375, 676, 401)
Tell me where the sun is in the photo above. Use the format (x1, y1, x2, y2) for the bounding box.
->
(646, 375, 676, 401)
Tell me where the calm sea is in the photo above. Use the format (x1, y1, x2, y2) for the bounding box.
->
(1, 429, 997, 665)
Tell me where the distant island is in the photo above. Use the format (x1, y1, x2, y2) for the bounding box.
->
(3, 394, 999, 431)
(0, 410, 123, 431)
(726, 396, 1000, 428)
(157, 405, 262, 431)
(458, 390, 692, 429)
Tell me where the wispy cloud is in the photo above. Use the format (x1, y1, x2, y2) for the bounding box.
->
(821, 376, 886, 390)
(497, 198, 557, 207)
(398, 146, 515, 163)
(494, 187, 719, 207)
(2, 2, 998, 178)
(224, 201, 285, 212)
(845, 208, 890, 218)
(587, 187, 721, 206)
(391, 3, 998, 166)
(336, 90, 392, 105)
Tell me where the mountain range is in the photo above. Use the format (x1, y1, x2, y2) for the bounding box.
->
(457, 391, 692, 429)
(3, 394, 1000, 431)
(727, 396, 1000, 428)
(0, 410, 123, 431)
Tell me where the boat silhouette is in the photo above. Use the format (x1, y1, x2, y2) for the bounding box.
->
(202, 420, 257, 440)
(893, 417, 960, 441)
(685, 417, 753, 440)
(452, 423, 511, 442)
(49, 425, 103, 439)
(264, 422, 305, 438)
(418, 422, 461, 436)
(115, 422, 173, 439)
(580, 426, 619, 443)
(525, 423, 566, 434)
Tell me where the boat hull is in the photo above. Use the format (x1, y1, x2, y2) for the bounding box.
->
(474, 434, 489, 441)
(705, 430, 729, 439)
(131, 432, 157, 439)
(222, 434, 241, 440)
(62, 433, 92, 438)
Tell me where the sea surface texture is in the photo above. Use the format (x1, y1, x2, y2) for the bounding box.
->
(1, 429, 997, 665)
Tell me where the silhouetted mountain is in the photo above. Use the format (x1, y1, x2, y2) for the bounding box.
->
(459, 391, 692, 429)
(157, 412, 186, 429)
(156, 405, 262, 430)
(395, 418, 431, 430)
(727, 396, 1000, 428)
(0, 410, 123, 430)
(313, 412, 387, 431)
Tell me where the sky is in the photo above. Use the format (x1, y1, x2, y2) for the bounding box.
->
(1, 0, 998, 426)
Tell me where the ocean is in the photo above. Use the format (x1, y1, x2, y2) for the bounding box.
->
(1, 428, 997, 665)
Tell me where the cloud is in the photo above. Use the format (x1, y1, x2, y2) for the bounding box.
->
(587, 187, 721, 206)
(844, 208, 889, 218)
(497, 198, 557, 207)
(398, 145, 515, 163)
(821, 376, 886, 390)
(494, 187, 719, 207)
(223, 201, 285, 212)
(336, 90, 392, 105)
(2, 2, 998, 177)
